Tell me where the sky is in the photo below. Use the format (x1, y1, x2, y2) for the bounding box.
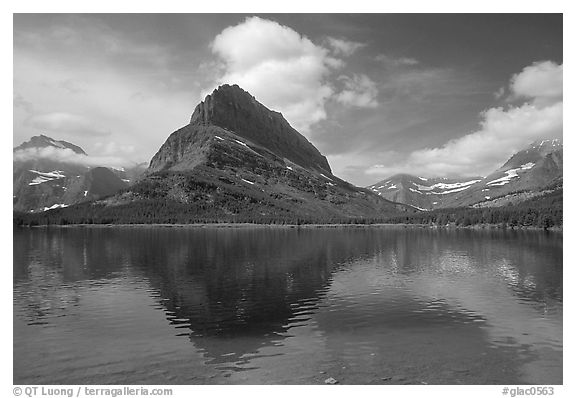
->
(13, 14, 563, 186)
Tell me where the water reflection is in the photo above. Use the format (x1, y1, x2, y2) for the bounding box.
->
(13, 226, 562, 384)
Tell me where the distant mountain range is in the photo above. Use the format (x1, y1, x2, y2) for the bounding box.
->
(367, 139, 562, 210)
(13, 134, 146, 212)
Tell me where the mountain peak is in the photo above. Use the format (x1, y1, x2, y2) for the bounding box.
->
(186, 84, 330, 172)
(526, 138, 562, 154)
(14, 134, 87, 155)
(190, 84, 261, 125)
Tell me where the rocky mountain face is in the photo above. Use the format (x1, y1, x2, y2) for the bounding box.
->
(13, 135, 130, 212)
(367, 139, 563, 210)
(149, 84, 331, 173)
(451, 139, 562, 208)
(46, 84, 410, 224)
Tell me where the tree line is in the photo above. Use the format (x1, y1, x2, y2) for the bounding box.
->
(13, 182, 562, 230)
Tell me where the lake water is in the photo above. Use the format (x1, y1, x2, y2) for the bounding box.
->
(13, 226, 562, 385)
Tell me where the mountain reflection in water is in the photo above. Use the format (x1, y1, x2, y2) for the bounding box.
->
(13, 227, 562, 384)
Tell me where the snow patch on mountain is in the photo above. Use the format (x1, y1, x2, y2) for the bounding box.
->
(486, 163, 535, 186)
(47, 138, 66, 149)
(234, 139, 248, 147)
(42, 203, 68, 212)
(432, 186, 472, 195)
(410, 179, 481, 195)
(28, 170, 66, 185)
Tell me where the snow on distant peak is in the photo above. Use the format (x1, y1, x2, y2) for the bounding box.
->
(413, 179, 480, 193)
(47, 137, 66, 149)
(531, 139, 562, 149)
(432, 186, 472, 195)
(486, 163, 534, 187)
(28, 170, 66, 185)
(430, 180, 481, 190)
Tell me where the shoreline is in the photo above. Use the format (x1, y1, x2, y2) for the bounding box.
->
(19, 222, 562, 232)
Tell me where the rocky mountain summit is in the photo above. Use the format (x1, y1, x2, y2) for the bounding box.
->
(149, 84, 331, 173)
(14, 134, 86, 155)
(27, 85, 410, 224)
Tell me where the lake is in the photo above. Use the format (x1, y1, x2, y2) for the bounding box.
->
(13, 226, 562, 385)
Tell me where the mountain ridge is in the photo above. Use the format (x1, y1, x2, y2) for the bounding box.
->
(14, 134, 87, 155)
(367, 139, 562, 210)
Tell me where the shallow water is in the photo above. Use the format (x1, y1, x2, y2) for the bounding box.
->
(13, 226, 562, 384)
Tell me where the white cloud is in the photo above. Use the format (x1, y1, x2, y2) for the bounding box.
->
(335, 74, 379, 108)
(28, 112, 111, 137)
(366, 61, 563, 178)
(326, 37, 366, 57)
(13, 146, 134, 169)
(209, 16, 340, 133)
(510, 61, 563, 104)
(14, 51, 194, 163)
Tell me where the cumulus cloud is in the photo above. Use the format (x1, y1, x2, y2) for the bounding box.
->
(13, 146, 134, 169)
(326, 37, 366, 57)
(510, 61, 563, 104)
(28, 112, 111, 137)
(209, 17, 358, 133)
(366, 61, 563, 178)
(335, 74, 379, 108)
